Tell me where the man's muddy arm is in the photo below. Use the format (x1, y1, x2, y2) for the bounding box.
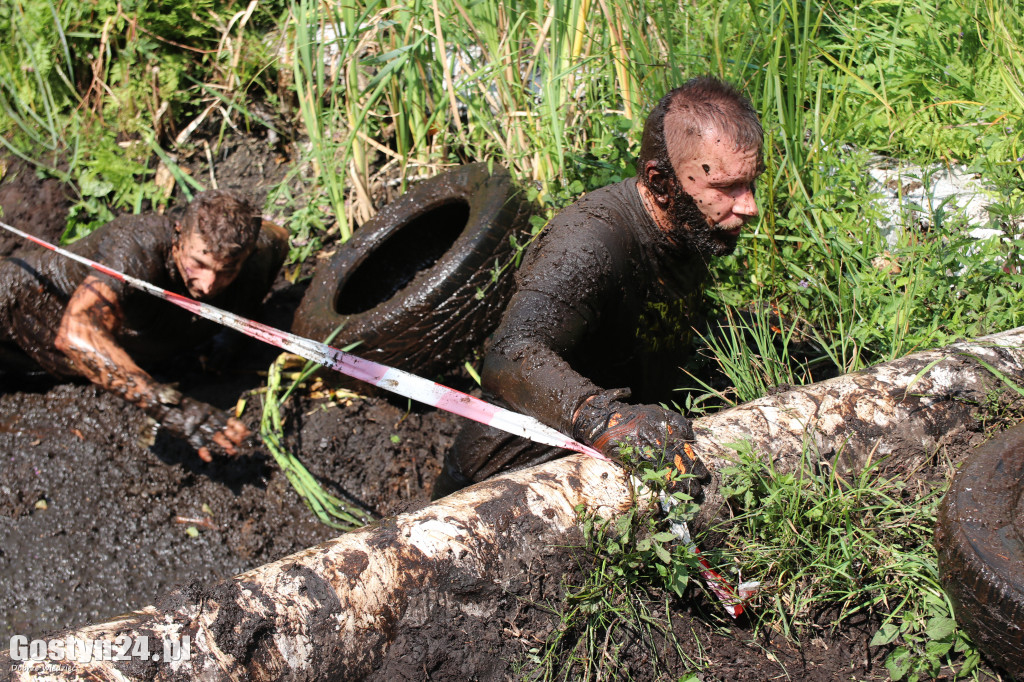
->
(55, 275, 165, 407)
(484, 289, 703, 486)
(482, 290, 603, 435)
(56, 275, 248, 460)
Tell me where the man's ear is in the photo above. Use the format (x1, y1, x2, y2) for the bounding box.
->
(643, 160, 674, 206)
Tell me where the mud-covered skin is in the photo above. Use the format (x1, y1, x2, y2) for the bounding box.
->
(0, 214, 287, 455)
(55, 274, 166, 409)
(439, 178, 708, 489)
(656, 136, 761, 257)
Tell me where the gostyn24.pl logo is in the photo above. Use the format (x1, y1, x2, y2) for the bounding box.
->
(9, 635, 191, 664)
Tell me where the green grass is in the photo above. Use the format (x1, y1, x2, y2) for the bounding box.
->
(711, 441, 984, 681)
(258, 350, 373, 530)
(524, 460, 706, 682)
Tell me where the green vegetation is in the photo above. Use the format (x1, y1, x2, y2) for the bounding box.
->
(716, 442, 980, 682)
(259, 351, 372, 530)
(3, 0, 1024, 679)
(526, 458, 706, 681)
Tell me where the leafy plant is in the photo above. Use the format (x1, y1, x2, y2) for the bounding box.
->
(526, 449, 708, 681)
(713, 440, 984, 680)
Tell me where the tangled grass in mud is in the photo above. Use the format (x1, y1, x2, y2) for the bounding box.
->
(259, 351, 373, 530)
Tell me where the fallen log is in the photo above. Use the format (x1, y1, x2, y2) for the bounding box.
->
(10, 326, 1024, 681)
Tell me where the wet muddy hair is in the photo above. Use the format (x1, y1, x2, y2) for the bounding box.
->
(638, 76, 763, 193)
(178, 190, 260, 260)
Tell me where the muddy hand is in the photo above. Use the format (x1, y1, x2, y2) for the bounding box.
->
(202, 415, 250, 461)
(154, 395, 251, 462)
(572, 389, 708, 498)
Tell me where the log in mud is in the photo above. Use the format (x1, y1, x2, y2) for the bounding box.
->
(9, 325, 1024, 681)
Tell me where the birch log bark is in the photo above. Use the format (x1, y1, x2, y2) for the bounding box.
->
(11, 326, 1024, 682)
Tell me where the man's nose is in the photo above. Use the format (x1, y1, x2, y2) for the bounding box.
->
(734, 187, 758, 218)
(193, 270, 217, 295)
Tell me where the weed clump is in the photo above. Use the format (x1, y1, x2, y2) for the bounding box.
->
(714, 441, 982, 681)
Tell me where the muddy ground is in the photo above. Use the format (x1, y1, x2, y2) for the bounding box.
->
(0, 142, 998, 681)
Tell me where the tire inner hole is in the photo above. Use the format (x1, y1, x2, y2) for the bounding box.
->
(335, 199, 469, 314)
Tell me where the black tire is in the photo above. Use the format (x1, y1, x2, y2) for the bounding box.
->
(936, 422, 1024, 676)
(292, 162, 531, 383)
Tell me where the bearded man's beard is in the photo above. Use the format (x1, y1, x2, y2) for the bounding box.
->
(661, 184, 739, 259)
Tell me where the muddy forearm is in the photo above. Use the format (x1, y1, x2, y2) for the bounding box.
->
(484, 346, 600, 434)
(483, 290, 604, 434)
(55, 276, 164, 410)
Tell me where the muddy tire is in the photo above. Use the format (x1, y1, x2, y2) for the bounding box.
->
(936, 422, 1024, 675)
(292, 162, 531, 382)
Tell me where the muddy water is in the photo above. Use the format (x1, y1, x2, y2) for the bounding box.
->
(0, 367, 457, 637)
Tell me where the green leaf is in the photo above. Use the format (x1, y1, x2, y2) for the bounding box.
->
(870, 622, 900, 647)
(654, 542, 672, 564)
(78, 172, 114, 198)
(924, 616, 956, 641)
(959, 650, 980, 676)
(924, 639, 952, 659)
(885, 647, 914, 680)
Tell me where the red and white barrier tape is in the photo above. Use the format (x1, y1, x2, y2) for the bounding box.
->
(1, 219, 757, 616)
(0, 220, 605, 459)
(667, 509, 758, 618)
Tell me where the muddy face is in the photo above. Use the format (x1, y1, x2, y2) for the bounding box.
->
(670, 131, 760, 256)
(661, 182, 738, 258)
(172, 232, 248, 299)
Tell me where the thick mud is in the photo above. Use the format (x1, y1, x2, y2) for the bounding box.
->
(0, 159, 72, 259)
(0, 370, 458, 636)
(0, 142, 998, 681)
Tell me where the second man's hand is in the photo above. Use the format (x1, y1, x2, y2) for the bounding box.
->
(151, 388, 251, 462)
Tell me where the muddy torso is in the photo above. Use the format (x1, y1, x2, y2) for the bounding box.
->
(484, 178, 708, 433)
(0, 214, 286, 378)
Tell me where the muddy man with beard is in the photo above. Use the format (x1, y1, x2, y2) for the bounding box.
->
(0, 190, 288, 462)
(434, 76, 763, 498)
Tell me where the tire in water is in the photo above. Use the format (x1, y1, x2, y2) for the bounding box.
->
(936, 422, 1024, 675)
(292, 162, 531, 383)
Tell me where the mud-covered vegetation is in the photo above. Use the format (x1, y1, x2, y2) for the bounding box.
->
(3, 0, 1024, 679)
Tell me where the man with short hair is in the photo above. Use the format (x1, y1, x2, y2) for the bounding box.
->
(0, 190, 289, 462)
(434, 76, 763, 497)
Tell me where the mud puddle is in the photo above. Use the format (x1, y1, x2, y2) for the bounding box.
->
(0, 364, 457, 636)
